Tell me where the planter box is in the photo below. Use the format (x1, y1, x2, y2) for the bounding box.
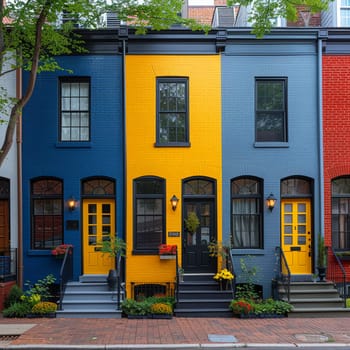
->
(151, 314, 172, 319)
(235, 313, 286, 319)
(159, 255, 176, 260)
(27, 313, 56, 318)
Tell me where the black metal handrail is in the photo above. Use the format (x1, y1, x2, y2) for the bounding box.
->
(116, 252, 122, 308)
(175, 246, 179, 303)
(223, 246, 235, 298)
(328, 246, 347, 308)
(0, 248, 17, 282)
(59, 246, 73, 311)
(275, 246, 291, 301)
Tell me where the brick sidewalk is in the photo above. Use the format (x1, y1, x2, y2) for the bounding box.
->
(1, 317, 350, 347)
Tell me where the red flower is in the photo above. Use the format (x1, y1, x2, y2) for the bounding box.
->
(51, 244, 73, 256)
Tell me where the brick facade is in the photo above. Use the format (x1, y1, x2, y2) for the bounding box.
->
(323, 55, 350, 275)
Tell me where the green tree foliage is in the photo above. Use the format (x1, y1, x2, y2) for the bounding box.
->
(0, 0, 206, 167)
(227, 0, 333, 37)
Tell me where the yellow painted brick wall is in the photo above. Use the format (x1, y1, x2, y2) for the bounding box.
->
(125, 55, 222, 297)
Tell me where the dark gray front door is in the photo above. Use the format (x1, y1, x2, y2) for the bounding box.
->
(183, 201, 216, 272)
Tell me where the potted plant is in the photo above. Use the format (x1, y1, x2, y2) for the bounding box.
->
(213, 268, 234, 290)
(100, 235, 126, 290)
(184, 212, 200, 233)
(149, 302, 173, 319)
(317, 233, 327, 282)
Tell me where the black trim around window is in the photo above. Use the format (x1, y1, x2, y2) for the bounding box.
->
(231, 176, 263, 249)
(155, 77, 189, 147)
(59, 76, 91, 142)
(255, 77, 288, 143)
(133, 176, 166, 254)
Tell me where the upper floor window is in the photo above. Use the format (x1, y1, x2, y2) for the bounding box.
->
(31, 178, 63, 249)
(231, 177, 263, 249)
(60, 77, 90, 142)
(133, 177, 165, 253)
(255, 78, 287, 143)
(340, 0, 350, 26)
(156, 78, 189, 146)
(332, 177, 350, 250)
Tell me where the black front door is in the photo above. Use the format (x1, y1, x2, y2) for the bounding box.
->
(182, 201, 216, 272)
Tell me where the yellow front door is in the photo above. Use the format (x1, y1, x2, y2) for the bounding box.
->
(83, 199, 115, 274)
(281, 199, 312, 274)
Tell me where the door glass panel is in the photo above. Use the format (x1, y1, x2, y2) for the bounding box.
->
(89, 204, 96, 213)
(298, 203, 306, 212)
(89, 216, 96, 224)
(89, 226, 96, 234)
(298, 226, 306, 234)
(102, 215, 110, 224)
(284, 236, 292, 245)
(284, 203, 292, 212)
(102, 226, 111, 234)
(102, 204, 110, 213)
(89, 236, 96, 245)
(298, 236, 306, 244)
(298, 214, 306, 223)
(284, 225, 292, 234)
(284, 214, 292, 223)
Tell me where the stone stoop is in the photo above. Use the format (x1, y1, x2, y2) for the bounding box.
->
(56, 275, 124, 318)
(174, 273, 234, 317)
(278, 280, 350, 318)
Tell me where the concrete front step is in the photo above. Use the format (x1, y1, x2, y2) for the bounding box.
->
(288, 307, 350, 318)
(63, 291, 119, 301)
(60, 299, 119, 310)
(175, 298, 232, 309)
(177, 290, 233, 299)
(290, 298, 344, 308)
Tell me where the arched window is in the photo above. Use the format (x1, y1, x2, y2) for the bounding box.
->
(231, 177, 263, 249)
(31, 178, 63, 249)
(332, 177, 350, 250)
(82, 178, 115, 196)
(133, 177, 165, 252)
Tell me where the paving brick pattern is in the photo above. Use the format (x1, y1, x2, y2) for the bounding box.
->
(1, 317, 350, 346)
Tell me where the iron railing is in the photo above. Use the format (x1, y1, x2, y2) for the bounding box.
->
(58, 246, 73, 310)
(0, 248, 17, 282)
(275, 246, 291, 301)
(328, 246, 347, 307)
(223, 246, 235, 298)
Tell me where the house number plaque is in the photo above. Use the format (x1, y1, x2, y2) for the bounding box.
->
(168, 231, 180, 237)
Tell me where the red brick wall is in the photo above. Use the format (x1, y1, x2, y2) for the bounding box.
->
(287, 6, 321, 27)
(323, 55, 350, 274)
(0, 281, 16, 311)
(188, 7, 215, 24)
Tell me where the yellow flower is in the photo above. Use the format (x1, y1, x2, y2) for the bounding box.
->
(213, 268, 234, 281)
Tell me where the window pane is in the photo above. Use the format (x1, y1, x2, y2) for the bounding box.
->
(332, 178, 350, 249)
(32, 179, 63, 249)
(60, 78, 90, 142)
(231, 177, 262, 249)
(134, 178, 165, 251)
(256, 79, 287, 142)
(157, 79, 188, 144)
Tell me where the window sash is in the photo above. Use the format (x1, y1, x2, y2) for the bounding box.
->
(157, 78, 188, 145)
(134, 179, 165, 252)
(60, 79, 90, 142)
(255, 79, 287, 142)
(332, 197, 350, 249)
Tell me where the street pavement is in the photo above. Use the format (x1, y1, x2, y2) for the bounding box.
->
(0, 316, 350, 349)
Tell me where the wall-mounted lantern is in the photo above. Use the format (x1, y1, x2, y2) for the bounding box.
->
(266, 193, 277, 212)
(170, 195, 179, 211)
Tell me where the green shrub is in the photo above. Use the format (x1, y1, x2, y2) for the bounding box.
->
(3, 302, 32, 318)
(31, 301, 57, 315)
(121, 298, 151, 316)
(150, 302, 172, 314)
(24, 274, 56, 301)
(4, 285, 23, 309)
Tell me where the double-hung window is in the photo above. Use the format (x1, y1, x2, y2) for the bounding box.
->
(332, 177, 350, 250)
(340, 0, 350, 26)
(156, 78, 189, 146)
(60, 77, 90, 141)
(134, 177, 165, 253)
(231, 177, 263, 249)
(31, 178, 63, 249)
(255, 78, 287, 143)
